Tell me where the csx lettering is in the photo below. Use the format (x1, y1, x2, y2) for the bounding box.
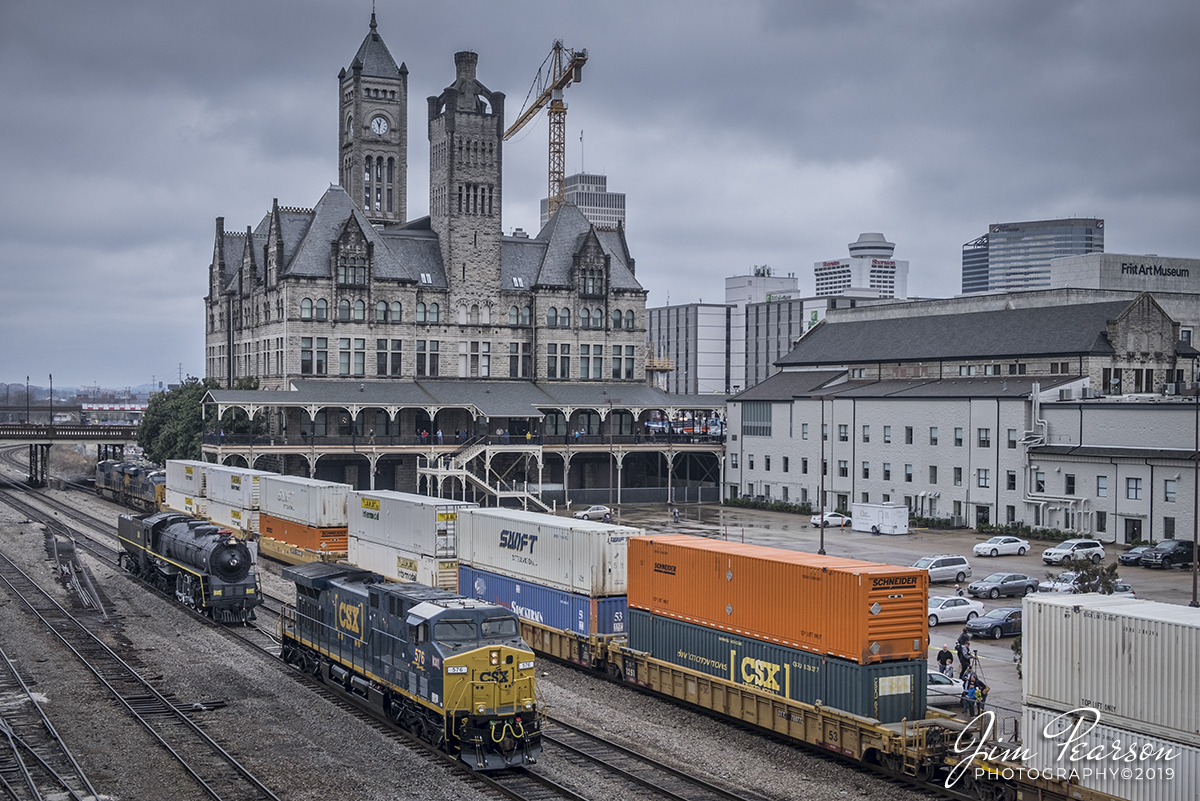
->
(338, 602, 362, 635)
(499, 529, 538, 554)
(741, 657, 782, 692)
(480, 668, 510, 684)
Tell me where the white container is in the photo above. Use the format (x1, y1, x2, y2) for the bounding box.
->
(348, 491, 475, 558)
(165, 460, 209, 496)
(204, 465, 274, 509)
(348, 536, 458, 591)
(1021, 704, 1199, 801)
(206, 499, 260, 535)
(260, 475, 349, 528)
(459, 508, 635, 597)
(164, 488, 205, 517)
(851, 502, 909, 535)
(1024, 594, 1200, 747)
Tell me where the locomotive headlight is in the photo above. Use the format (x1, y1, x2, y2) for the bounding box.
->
(489, 649, 500, 666)
(519, 661, 534, 670)
(525, 702, 532, 709)
(447, 665, 468, 674)
(477, 705, 485, 713)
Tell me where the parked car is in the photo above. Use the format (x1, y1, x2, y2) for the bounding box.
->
(928, 596, 984, 627)
(810, 512, 852, 528)
(967, 572, 1040, 599)
(965, 607, 1022, 639)
(1040, 573, 1135, 595)
(973, 536, 1031, 557)
(1041, 539, 1105, 565)
(1118, 545, 1155, 566)
(1139, 540, 1196, 569)
(572, 505, 612, 521)
(927, 671, 965, 707)
(911, 554, 972, 583)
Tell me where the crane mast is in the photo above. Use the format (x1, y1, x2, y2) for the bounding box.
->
(504, 40, 587, 221)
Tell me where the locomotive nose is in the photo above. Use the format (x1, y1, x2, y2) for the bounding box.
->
(213, 545, 250, 582)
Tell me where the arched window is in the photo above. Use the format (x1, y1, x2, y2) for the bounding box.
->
(509, 305, 519, 325)
(469, 304, 480, 324)
(521, 306, 531, 326)
(458, 305, 468, 324)
(593, 308, 604, 327)
(428, 303, 439, 323)
(613, 309, 623, 329)
(481, 305, 491, 324)
(376, 301, 388, 322)
(625, 310, 634, 329)
(315, 299, 328, 320)
(347, 115, 353, 137)
(353, 300, 365, 321)
(339, 299, 351, 321)
(391, 302, 401, 322)
(301, 298, 313, 320)
(416, 302, 426, 323)
(547, 307, 558, 327)
(364, 157, 372, 183)
(580, 308, 591, 329)
(387, 158, 394, 183)
(559, 308, 570, 328)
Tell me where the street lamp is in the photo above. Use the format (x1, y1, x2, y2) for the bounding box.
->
(606, 397, 621, 508)
(816, 394, 834, 555)
(1191, 358, 1199, 607)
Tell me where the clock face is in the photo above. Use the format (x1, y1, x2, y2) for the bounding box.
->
(371, 116, 389, 135)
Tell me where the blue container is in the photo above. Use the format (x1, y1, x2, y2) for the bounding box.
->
(459, 566, 627, 637)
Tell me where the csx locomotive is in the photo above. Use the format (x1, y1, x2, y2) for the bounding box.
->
(96, 460, 165, 513)
(280, 562, 542, 770)
(117, 511, 262, 623)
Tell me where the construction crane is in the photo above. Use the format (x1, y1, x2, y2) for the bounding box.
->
(504, 40, 588, 221)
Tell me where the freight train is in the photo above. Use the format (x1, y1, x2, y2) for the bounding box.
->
(117, 511, 263, 624)
(278, 561, 542, 770)
(95, 460, 164, 513)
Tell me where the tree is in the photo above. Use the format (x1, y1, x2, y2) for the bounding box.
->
(137, 377, 221, 464)
(1048, 557, 1122, 594)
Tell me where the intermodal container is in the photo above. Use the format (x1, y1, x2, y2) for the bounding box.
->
(1024, 594, 1200, 747)
(164, 488, 205, 517)
(627, 535, 928, 664)
(259, 513, 347, 553)
(259, 475, 349, 529)
(165, 460, 209, 496)
(459, 565, 626, 637)
(204, 465, 274, 509)
(347, 536, 458, 591)
(205, 499, 260, 535)
(349, 491, 475, 557)
(1022, 704, 1199, 801)
(628, 609, 926, 724)
(459, 508, 635, 597)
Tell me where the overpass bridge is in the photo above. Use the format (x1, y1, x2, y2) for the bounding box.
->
(0, 424, 138, 486)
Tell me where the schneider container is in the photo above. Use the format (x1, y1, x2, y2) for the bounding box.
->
(204, 465, 274, 509)
(459, 564, 626, 637)
(165, 460, 209, 496)
(349, 491, 475, 557)
(259, 475, 349, 529)
(628, 608, 926, 723)
(348, 536, 458, 591)
(628, 535, 928, 664)
(1023, 594, 1200, 747)
(259, 513, 348, 554)
(459, 507, 635, 597)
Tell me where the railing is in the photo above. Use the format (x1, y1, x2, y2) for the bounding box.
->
(0, 424, 138, 441)
(201, 431, 726, 448)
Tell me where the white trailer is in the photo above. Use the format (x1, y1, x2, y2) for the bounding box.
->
(850, 502, 909, 535)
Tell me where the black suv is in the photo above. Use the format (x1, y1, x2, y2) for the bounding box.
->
(1139, 540, 1197, 569)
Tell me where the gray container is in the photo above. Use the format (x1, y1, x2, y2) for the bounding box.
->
(204, 465, 274, 509)
(260, 475, 349, 528)
(460, 508, 635, 597)
(627, 608, 926, 724)
(349, 491, 475, 557)
(206, 499, 259, 535)
(348, 536, 458, 591)
(164, 488, 205, 517)
(165, 460, 209, 496)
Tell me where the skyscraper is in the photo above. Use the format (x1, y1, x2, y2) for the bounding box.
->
(540, 173, 625, 229)
(813, 233, 909, 299)
(961, 218, 1104, 294)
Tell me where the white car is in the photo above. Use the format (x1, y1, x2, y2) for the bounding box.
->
(1039, 573, 1136, 596)
(810, 512, 852, 528)
(928, 596, 984, 627)
(973, 536, 1031, 557)
(1042, 539, 1106, 565)
(927, 671, 965, 707)
(572, 505, 612, 521)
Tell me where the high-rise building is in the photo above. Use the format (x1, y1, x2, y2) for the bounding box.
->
(540, 172, 625, 229)
(961, 218, 1104, 294)
(813, 233, 909, 299)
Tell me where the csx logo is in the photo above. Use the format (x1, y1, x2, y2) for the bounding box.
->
(741, 657, 781, 692)
(499, 529, 538, 553)
(481, 668, 510, 686)
(338, 602, 363, 635)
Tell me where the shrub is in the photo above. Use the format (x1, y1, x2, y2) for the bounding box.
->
(723, 497, 812, 516)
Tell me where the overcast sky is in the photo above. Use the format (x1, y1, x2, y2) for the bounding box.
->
(2, 0, 1198, 390)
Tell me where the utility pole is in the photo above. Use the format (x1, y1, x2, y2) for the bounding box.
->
(25, 376, 29, 424)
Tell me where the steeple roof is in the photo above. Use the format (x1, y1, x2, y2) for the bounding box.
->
(348, 13, 406, 79)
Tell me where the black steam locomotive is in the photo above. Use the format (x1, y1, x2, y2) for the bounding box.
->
(117, 511, 262, 623)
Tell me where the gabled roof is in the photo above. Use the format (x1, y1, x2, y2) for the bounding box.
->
(348, 14, 406, 80)
(777, 301, 1130, 367)
(730, 372, 1078, 402)
(532, 203, 642, 292)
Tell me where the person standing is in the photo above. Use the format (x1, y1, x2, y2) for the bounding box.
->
(956, 632, 972, 679)
(437, 429, 443, 445)
(937, 644, 954, 677)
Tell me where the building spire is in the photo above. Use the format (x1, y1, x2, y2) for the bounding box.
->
(370, 5, 377, 32)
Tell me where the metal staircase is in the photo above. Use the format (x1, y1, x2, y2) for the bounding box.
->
(418, 437, 550, 512)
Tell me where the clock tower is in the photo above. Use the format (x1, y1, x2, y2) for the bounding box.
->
(338, 13, 407, 225)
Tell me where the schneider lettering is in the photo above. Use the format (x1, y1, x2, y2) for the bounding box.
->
(653, 562, 677, 575)
(872, 576, 919, 588)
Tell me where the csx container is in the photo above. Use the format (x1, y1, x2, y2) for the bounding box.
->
(628, 609, 926, 723)
(459, 565, 627, 637)
(165, 459, 209, 496)
(164, 488, 205, 517)
(259, 475, 349, 529)
(459, 508, 635, 597)
(1023, 594, 1200, 747)
(1021, 704, 1199, 801)
(628, 535, 928, 664)
(205, 499, 260, 536)
(349, 491, 475, 557)
(204, 465, 273, 509)
(259, 513, 348, 554)
(348, 536, 458, 591)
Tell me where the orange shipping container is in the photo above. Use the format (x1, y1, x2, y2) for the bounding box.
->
(259, 513, 348, 553)
(628, 535, 928, 664)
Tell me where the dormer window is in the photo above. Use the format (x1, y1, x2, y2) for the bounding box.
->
(581, 267, 604, 296)
(420, 273, 433, 285)
(338, 256, 367, 285)
(511, 276, 525, 288)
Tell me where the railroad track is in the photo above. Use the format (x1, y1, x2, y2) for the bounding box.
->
(0, 550, 281, 801)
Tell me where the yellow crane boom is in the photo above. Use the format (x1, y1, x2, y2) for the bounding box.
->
(504, 40, 587, 220)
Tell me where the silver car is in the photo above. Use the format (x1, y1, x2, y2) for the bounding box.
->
(967, 572, 1039, 599)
